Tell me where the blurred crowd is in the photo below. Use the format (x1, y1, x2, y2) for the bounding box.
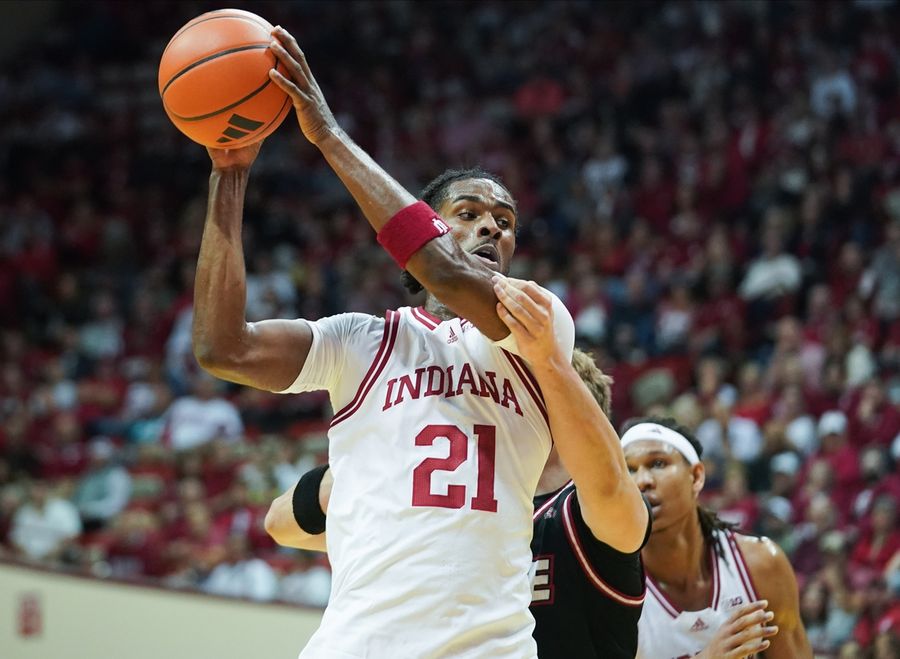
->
(0, 0, 899, 654)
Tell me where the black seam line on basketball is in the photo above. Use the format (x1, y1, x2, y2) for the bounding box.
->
(168, 78, 274, 122)
(224, 95, 290, 147)
(162, 44, 269, 95)
(163, 13, 274, 58)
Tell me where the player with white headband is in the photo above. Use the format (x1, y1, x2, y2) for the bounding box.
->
(621, 417, 812, 659)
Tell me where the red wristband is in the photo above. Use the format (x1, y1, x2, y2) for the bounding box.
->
(377, 201, 450, 268)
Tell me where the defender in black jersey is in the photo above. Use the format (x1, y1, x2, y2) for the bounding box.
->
(530, 482, 651, 658)
(527, 348, 651, 659)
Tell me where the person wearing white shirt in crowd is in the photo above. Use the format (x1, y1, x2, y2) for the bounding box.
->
(696, 391, 763, 465)
(279, 551, 332, 608)
(739, 225, 802, 302)
(203, 534, 278, 602)
(72, 437, 132, 529)
(10, 480, 82, 562)
(161, 372, 243, 451)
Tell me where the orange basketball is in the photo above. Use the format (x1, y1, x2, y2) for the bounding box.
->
(158, 9, 291, 148)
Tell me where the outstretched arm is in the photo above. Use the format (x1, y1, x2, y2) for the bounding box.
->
(264, 467, 332, 552)
(494, 277, 648, 553)
(193, 144, 314, 392)
(737, 536, 812, 659)
(268, 27, 509, 340)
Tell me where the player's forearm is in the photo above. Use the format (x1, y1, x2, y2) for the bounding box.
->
(264, 483, 327, 552)
(532, 353, 647, 549)
(532, 353, 629, 493)
(193, 169, 252, 373)
(315, 131, 508, 338)
(315, 128, 416, 230)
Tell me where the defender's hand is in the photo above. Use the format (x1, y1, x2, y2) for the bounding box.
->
(268, 26, 340, 146)
(493, 276, 559, 365)
(207, 140, 263, 171)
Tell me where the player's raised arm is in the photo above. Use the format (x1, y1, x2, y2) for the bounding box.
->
(494, 277, 648, 553)
(268, 26, 510, 340)
(265, 465, 332, 553)
(192, 143, 314, 392)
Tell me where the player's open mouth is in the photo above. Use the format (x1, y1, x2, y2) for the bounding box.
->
(470, 244, 500, 270)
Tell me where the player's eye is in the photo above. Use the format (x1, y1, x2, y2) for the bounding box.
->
(495, 216, 511, 228)
(652, 459, 667, 469)
(458, 210, 477, 220)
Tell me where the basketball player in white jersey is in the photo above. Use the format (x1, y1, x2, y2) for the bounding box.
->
(621, 418, 812, 658)
(194, 24, 577, 658)
(266, 279, 651, 658)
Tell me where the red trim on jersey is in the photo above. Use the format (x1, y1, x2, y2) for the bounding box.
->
(645, 542, 719, 618)
(532, 481, 573, 521)
(646, 578, 679, 619)
(726, 532, 760, 602)
(330, 311, 400, 428)
(562, 492, 646, 607)
(501, 350, 549, 426)
(508, 352, 546, 409)
(411, 306, 441, 330)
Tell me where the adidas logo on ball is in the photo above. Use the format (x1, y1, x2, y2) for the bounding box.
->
(217, 114, 264, 144)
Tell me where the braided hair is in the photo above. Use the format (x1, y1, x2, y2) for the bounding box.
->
(621, 416, 736, 559)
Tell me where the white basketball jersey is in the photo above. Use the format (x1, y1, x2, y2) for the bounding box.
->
(636, 529, 760, 659)
(283, 298, 574, 659)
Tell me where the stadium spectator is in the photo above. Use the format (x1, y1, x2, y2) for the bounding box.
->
(9, 481, 81, 562)
(72, 437, 132, 530)
(202, 535, 278, 602)
(159, 373, 243, 451)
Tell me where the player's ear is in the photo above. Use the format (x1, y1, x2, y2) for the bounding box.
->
(690, 462, 705, 499)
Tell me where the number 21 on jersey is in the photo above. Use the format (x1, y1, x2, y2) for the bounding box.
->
(411, 424, 498, 512)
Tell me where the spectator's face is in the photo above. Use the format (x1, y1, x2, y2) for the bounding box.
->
(435, 178, 516, 276)
(625, 440, 703, 534)
(30, 482, 49, 507)
(225, 535, 249, 562)
(874, 632, 900, 659)
(807, 494, 835, 531)
(861, 449, 885, 481)
(807, 460, 834, 490)
(193, 375, 218, 400)
(821, 431, 844, 452)
(838, 641, 863, 658)
(872, 498, 897, 534)
(800, 583, 826, 622)
(770, 471, 796, 497)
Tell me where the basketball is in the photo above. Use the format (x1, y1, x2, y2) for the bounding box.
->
(158, 9, 291, 148)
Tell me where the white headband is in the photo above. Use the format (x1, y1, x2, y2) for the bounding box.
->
(620, 422, 701, 466)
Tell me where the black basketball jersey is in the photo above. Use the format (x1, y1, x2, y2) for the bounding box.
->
(530, 482, 651, 659)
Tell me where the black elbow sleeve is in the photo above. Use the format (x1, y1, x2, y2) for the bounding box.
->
(292, 464, 329, 535)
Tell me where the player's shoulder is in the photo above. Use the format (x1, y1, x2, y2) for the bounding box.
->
(312, 310, 387, 336)
(733, 532, 791, 580)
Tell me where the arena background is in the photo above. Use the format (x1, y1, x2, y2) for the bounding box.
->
(1, 1, 899, 657)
